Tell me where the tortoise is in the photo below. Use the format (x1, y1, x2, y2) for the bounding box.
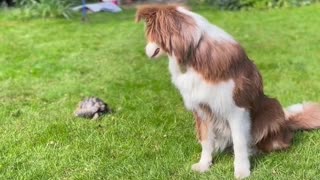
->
(74, 97, 110, 120)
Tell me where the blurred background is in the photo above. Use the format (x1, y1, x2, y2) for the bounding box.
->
(1, 0, 319, 18)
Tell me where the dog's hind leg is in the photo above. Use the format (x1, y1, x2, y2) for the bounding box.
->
(252, 96, 294, 153)
(256, 128, 293, 153)
(191, 111, 215, 173)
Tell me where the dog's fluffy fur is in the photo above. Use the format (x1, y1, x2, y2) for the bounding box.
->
(136, 5, 320, 179)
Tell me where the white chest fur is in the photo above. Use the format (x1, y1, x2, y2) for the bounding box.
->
(168, 56, 237, 120)
(168, 56, 237, 152)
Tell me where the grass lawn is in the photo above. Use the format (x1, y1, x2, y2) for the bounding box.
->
(0, 5, 320, 179)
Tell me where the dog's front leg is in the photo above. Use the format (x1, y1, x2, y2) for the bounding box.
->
(191, 112, 214, 173)
(228, 109, 251, 179)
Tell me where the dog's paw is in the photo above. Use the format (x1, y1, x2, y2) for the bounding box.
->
(191, 162, 212, 173)
(234, 167, 250, 179)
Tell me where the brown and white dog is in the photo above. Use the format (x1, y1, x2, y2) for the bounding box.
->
(136, 5, 320, 179)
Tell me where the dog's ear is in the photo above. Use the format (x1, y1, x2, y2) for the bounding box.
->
(136, 5, 158, 23)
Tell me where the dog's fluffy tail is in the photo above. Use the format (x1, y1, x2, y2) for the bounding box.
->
(285, 103, 320, 131)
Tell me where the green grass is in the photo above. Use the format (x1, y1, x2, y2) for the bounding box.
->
(0, 5, 320, 179)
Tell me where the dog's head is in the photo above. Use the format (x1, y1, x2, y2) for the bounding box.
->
(136, 5, 200, 62)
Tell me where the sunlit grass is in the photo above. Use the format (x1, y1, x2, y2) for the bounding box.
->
(0, 5, 320, 179)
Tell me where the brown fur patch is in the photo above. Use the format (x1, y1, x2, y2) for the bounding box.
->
(194, 112, 208, 142)
(256, 127, 293, 153)
(194, 104, 214, 142)
(251, 96, 286, 144)
(194, 112, 202, 141)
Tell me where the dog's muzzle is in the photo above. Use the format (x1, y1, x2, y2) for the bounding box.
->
(145, 42, 162, 59)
